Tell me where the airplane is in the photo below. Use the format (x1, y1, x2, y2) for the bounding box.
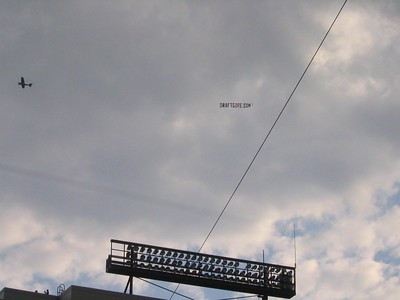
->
(18, 77, 32, 88)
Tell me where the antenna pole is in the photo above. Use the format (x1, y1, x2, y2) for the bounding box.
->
(293, 224, 297, 268)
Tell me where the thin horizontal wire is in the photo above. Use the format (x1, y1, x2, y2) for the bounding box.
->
(137, 277, 195, 300)
(214, 294, 258, 300)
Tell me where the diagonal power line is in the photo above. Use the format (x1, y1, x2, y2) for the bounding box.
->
(199, 0, 349, 254)
(169, 0, 348, 299)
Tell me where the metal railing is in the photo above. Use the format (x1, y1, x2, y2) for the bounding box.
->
(106, 239, 295, 299)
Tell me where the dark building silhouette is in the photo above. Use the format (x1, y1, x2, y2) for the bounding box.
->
(0, 285, 163, 300)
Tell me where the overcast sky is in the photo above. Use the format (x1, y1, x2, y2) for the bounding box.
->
(1, 1, 399, 299)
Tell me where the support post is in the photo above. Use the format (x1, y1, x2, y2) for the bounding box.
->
(124, 276, 133, 294)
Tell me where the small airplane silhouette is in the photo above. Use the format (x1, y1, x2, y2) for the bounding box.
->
(18, 77, 32, 88)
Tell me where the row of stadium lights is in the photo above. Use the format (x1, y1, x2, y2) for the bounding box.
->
(123, 244, 294, 288)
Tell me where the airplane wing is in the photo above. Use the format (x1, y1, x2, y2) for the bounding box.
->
(21, 77, 25, 85)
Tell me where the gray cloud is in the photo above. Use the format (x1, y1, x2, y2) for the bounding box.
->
(1, 1, 400, 299)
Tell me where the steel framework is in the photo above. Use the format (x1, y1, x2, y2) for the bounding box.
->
(106, 239, 295, 298)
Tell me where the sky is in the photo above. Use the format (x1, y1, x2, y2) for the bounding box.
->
(0, 0, 399, 299)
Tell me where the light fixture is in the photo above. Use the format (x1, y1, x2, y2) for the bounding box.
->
(107, 240, 296, 299)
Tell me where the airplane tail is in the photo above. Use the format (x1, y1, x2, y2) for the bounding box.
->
(28, 83, 32, 87)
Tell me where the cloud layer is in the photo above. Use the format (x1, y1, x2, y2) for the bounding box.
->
(1, 1, 399, 299)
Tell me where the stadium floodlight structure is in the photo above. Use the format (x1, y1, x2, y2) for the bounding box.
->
(106, 239, 296, 299)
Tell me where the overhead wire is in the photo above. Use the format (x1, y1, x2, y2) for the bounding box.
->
(137, 277, 195, 300)
(0, 162, 175, 206)
(199, 0, 348, 254)
(214, 295, 258, 300)
(168, 0, 348, 299)
(2, 0, 347, 299)
(139, 275, 257, 300)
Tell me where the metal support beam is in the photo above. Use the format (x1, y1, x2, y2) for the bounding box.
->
(107, 239, 296, 299)
(124, 276, 133, 294)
